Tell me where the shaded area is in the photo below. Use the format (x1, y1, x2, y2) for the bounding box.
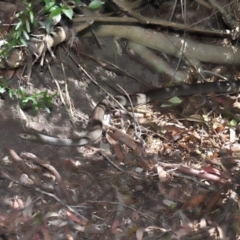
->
(0, 1, 240, 239)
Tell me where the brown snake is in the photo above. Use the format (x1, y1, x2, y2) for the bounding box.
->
(19, 81, 240, 146)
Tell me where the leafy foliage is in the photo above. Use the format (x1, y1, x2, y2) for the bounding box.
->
(0, 0, 104, 112)
(0, 82, 55, 114)
(17, 87, 56, 114)
(0, 0, 36, 59)
(89, 0, 105, 9)
(1, 0, 105, 57)
(14, 2, 36, 47)
(43, 0, 104, 33)
(43, 0, 74, 33)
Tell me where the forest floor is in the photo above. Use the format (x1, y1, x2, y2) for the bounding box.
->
(1, 1, 240, 240)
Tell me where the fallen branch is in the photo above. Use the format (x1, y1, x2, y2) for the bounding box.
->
(81, 25, 240, 66)
(159, 162, 232, 183)
(20, 152, 74, 205)
(8, 149, 54, 192)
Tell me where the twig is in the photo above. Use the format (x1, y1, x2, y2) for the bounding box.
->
(169, 0, 178, 22)
(100, 58, 153, 89)
(194, 0, 212, 9)
(171, 172, 216, 190)
(117, 84, 144, 145)
(208, 0, 238, 31)
(0, 167, 88, 222)
(81, 25, 240, 64)
(127, 41, 189, 83)
(59, 48, 76, 127)
(87, 200, 157, 221)
(73, 16, 232, 37)
(9, 149, 53, 193)
(100, 151, 144, 180)
(34, 188, 88, 222)
(159, 161, 232, 183)
(62, 46, 140, 115)
(78, 51, 152, 89)
(112, 0, 149, 24)
(20, 152, 74, 205)
(46, 59, 66, 105)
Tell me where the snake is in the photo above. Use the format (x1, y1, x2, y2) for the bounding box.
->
(19, 81, 240, 146)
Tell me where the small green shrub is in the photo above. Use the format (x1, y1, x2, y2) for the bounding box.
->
(0, 81, 55, 114)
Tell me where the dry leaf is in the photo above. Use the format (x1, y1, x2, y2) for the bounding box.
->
(106, 133, 125, 162)
(182, 193, 206, 210)
(157, 165, 167, 182)
(204, 192, 221, 213)
(126, 225, 139, 236)
(168, 187, 180, 202)
(203, 167, 221, 176)
(136, 228, 144, 240)
(111, 219, 120, 234)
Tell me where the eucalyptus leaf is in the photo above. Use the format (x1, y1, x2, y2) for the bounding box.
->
(52, 14, 62, 25)
(229, 119, 238, 127)
(0, 87, 5, 94)
(44, 18, 54, 34)
(160, 103, 175, 108)
(168, 96, 182, 104)
(25, 19, 31, 33)
(29, 11, 34, 23)
(15, 20, 22, 31)
(62, 8, 73, 19)
(88, 0, 104, 9)
(23, 30, 30, 40)
(49, 7, 62, 17)
(45, 1, 56, 11)
(20, 37, 28, 47)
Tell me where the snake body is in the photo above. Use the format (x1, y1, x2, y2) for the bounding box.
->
(19, 81, 240, 146)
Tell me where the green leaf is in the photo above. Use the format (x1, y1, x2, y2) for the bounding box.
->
(0, 87, 5, 94)
(25, 19, 31, 33)
(49, 7, 62, 17)
(29, 10, 34, 23)
(18, 86, 25, 96)
(202, 114, 209, 122)
(9, 90, 13, 98)
(15, 28, 22, 39)
(23, 30, 30, 40)
(22, 97, 31, 103)
(88, 0, 104, 9)
(45, 1, 56, 11)
(126, 225, 139, 237)
(73, 0, 81, 4)
(44, 18, 54, 34)
(52, 14, 61, 24)
(44, 0, 50, 5)
(15, 20, 22, 31)
(15, 11, 22, 18)
(20, 37, 28, 47)
(168, 96, 182, 104)
(16, 87, 55, 113)
(62, 7, 73, 19)
(160, 97, 182, 108)
(27, 3, 32, 10)
(228, 119, 238, 127)
(170, 202, 178, 210)
(44, 106, 51, 113)
(160, 103, 175, 108)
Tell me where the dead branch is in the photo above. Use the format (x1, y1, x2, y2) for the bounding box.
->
(159, 162, 232, 183)
(8, 149, 54, 193)
(81, 25, 240, 66)
(20, 152, 74, 205)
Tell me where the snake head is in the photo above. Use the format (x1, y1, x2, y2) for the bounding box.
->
(19, 133, 36, 140)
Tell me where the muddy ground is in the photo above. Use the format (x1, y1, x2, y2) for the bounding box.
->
(1, 1, 240, 240)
